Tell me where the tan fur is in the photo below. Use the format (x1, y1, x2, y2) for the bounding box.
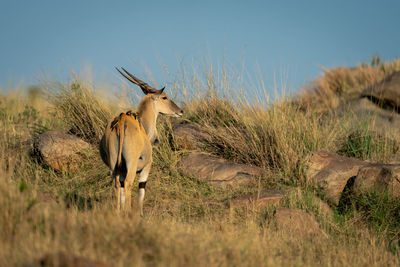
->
(100, 68, 183, 215)
(110, 112, 136, 174)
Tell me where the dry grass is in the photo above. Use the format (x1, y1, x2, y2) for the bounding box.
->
(297, 56, 400, 112)
(1, 60, 400, 266)
(0, 168, 398, 266)
(42, 76, 113, 144)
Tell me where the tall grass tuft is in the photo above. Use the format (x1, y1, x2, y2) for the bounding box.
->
(338, 127, 399, 162)
(43, 77, 113, 144)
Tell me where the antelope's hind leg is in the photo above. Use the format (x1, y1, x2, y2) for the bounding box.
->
(123, 158, 139, 213)
(138, 162, 151, 217)
(108, 150, 122, 213)
(114, 175, 122, 212)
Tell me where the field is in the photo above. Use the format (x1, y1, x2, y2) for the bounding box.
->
(1, 57, 400, 266)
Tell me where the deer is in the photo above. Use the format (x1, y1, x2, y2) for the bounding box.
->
(100, 67, 183, 215)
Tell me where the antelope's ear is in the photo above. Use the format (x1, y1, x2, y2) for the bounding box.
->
(151, 87, 165, 100)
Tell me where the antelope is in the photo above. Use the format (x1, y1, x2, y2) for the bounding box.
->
(100, 67, 183, 215)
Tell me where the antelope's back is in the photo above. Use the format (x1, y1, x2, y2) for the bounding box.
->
(100, 113, 148, 169)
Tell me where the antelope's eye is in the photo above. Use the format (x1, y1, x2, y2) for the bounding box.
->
(162, 97, 168, 100)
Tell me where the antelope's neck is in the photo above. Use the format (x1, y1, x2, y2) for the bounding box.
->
(137, 97, 158, 142)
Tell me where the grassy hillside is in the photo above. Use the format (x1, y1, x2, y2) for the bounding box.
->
(0, 58, 400, 266)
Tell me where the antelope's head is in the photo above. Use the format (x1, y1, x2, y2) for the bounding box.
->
(116, 67, 183, 117)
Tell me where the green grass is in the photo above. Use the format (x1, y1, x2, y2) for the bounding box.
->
(354, 192, 400, 238)
(338, 123, 399, 162)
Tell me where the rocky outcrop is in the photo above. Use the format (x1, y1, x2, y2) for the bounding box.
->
(362, 71, 400, 109)
(178, 152, 263, 188)
(172, 122, 212, 150)
(34, 131, 90, 172)
(230, 190, 287, 208)
(304, 151, 368, 205)
(273, 208, 328, 238)
(333, 71, 400, 136)
(305, 150, 400, 207)
(311, 196, 334, 218)
(338, 97, 400, 136)
(354, 164, 400, 197)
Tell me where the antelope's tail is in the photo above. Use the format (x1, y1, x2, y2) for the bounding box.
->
(115, 117, 126, 174)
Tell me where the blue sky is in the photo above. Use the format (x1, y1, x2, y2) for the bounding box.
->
(1, 0, 399, 95)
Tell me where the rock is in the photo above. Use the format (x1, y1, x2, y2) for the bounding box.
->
(34, 131, 90, 172)
(362, 71, 400, 109)
(304, 151, 368, 205)
(178, 152, 263, 188)
(346, 71, 400, 136)
(37, 252, 110, 267)
(230, 190, 287, 208)
(338, 98, 400, 136)
(353, 164, 400, 197)
(311, 196, 334, 218)
(273, 208, 328, 238)
(172, 122, 211, 150)
(331, 71, 400, 137)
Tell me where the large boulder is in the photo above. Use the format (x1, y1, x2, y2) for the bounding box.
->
(338, 97, 400, 136)
(362, 71, 400, 109)
(178, 152, 263, 188)
(172, 122, 212, 150)
(311, 195, 334, 218)
(34, 131, 90, 172)
(331, 71, 400, 136)
(354, 164, 400, 197)
(230, 190, 287, 208)
(304, 151, 368, 205)
(273, 208, 328, 238)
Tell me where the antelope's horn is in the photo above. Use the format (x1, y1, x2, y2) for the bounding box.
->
(116, 67, 158, 94)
